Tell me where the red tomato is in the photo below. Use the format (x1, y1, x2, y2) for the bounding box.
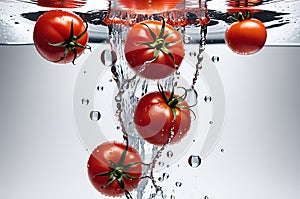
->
(117, 0, 182, 14)
(227, 0, 262, 8)
(37, 0, 87, 8)
(124, 20, 185, 79)
(33, 10, 90, 64)
(87, 142, 142, 197)
(225, 17, 267, 55)
(134, 87, 191, 146)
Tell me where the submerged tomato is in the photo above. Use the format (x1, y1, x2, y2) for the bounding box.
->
(124, 20, 185, 80)
(225, 15, 267, 55)
(134, 87, 191, 146)
(87, 142, 142, 197)
(117, 0, 182, 14)
(37, 0, 87, 8)
(33, 10, 90, 64)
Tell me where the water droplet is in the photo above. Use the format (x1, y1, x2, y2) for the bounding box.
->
(97, 86, 104, 91)
(204, 196, 209, 199)
(175, 182, 182, 187)
(90, 111, 101, 121)
(162, 173, 169, 180)
(166, 151, 173, 158)
(221, 148, 224, 153)
(184, 34, 191, 43)
(100, 49, 117, 67)
(171, 195, 175, 199)
(188, 155, 201, 168)
(211, 56, 219, 63)
(189, 51, 197, 57)
(81, 98, 89, 105)
(158, 161, 165, 167)
(209, 121, 213, 125)
(204, 95, 212, 103)
(186, 88, 198, 106)
(156, 189, 163, 196)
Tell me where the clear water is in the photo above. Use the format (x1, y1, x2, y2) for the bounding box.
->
(1, 0, 299, 199)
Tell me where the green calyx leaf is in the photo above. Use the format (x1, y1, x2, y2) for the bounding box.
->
(227, 10, 252, 23)
(157, 84, 197, 121)
(48, 20, 91, 65)
(135, 19, 181, 66)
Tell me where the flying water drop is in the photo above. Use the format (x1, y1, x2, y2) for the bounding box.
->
(204, 95, 212, 103)
(167, 151, 173, 158)
(100, 49, 117, 67)
(211, 56, 219, 63)
(81, 98, 89, 105)
(90, 111, 101, 121)
(188, 155, 201, 168)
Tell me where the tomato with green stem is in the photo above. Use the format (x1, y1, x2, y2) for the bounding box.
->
(225, 11, 267, 55)
(87, 142, 142, 197)
(134, 84, 194, 146)
(33, 10, 90, 64)
(124, 19, 185, 80)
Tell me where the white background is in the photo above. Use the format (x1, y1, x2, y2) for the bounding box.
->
(0, 44, 299, 199)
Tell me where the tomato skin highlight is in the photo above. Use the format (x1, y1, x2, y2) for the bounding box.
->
(33, 10, 88, 64)
(117, 0, 182, 14)
(124, 20, 185, 80)
(134, 91, 191, 146)
(87, 142, 142, 197)
(225, 18, 267, 55)
(37, 0, 87, 8)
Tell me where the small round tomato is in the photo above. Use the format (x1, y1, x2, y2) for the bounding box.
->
(225, 13, 267, 55)
(134, 86, 191, 146)
(87, 142, 142, 197)
(117, 0, 182, 14)
(33, 10, 90, 64)
(37, 0, 87, 8)
(124, 20, 185, 80)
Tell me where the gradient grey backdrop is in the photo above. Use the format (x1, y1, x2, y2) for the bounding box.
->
(0, 44, 299, 198)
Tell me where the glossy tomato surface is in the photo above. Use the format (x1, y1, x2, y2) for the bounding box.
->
(124, 20, 185, 80)
(87, 142, 142, 197)
(134, 91, 191, 146)
(33, 10, 89, 64)
(225, 18, 267, 55)
(37, 0, 87, 8)
(117, 0, 182, 13)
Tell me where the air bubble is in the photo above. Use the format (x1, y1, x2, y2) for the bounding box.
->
(162, 173, 169, 180)
(100, 49, 117, 67)
(184, 34, 191, 43)
(167, 151, 173, 158)
(156, 189, 163, 196)
(97, 86, 104, 91)
(211, 56, 219, 63)
(189, 51, 197, 57)
(81, 98, 89, 105)
(90, 111, 101, 121)
(204, 95, 212, 103)
(204, 196, 209, 199)
(175, 182, 182, 187)
(188, 155, 201, 168)
(185, 88, 198, 106)
(158, 161, 165, 167)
